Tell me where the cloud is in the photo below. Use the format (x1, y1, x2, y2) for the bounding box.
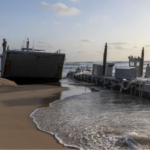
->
(75, 23, 82, 27)
(40, 2, 80, 16)
(47, 45, 54, 48)
(71, 0, 79, 2)
(102, 15, 108, 21)
(81, 39, 94, 42)
(29, 23, 37, 28)
(88, 16, 97, 22)
(53, 21, 60, 25)
(145, 45, 150, 47)
(36, 45, 45, 48)
(114, 46, 125, 50)
(96, 51, 103, 53)
(42, 21, 60, 25)
(89, 19, 93, 22)
(109, 42, 130, 45)
(77, 51, 84, 53)
(79, 44, 85, 47)
(38, 41, 49, 44)
(60, 49, 67, 52)
(133, 46, 137, 48)
(42, 21, 50, 25)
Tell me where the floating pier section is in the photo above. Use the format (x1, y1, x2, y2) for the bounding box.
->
(67, 43, 150, 99)
(67, 71, 150, 98)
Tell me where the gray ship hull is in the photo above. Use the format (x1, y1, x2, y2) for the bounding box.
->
(1, 50, 65, 84)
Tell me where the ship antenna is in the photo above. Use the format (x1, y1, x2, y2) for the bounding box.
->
(26, 38, 29, 51)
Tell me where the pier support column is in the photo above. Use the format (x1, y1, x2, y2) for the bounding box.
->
(141, 47, 144, 77)
(103, 43, 107, 75)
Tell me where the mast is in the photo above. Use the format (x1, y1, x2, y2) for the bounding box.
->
(26, 38, 29, 51)
(103, 43, 107, 75)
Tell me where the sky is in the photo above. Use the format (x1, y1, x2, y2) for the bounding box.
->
(0, 0, 150, 61)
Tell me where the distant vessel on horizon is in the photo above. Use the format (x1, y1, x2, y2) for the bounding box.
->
(0, 39, 65, 84)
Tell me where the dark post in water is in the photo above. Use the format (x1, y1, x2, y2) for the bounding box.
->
(141, 47, 144, 76)
(103, 43, 107, 75)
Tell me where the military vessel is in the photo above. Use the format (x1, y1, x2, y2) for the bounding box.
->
(0, 39, 65, 84)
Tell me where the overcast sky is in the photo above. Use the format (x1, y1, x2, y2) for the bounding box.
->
(0, 0, 150, 61)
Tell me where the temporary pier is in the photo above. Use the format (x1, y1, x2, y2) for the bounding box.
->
(67, 43, 150, 99)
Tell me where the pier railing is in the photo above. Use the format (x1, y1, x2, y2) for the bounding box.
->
(67, 71, 150, 99)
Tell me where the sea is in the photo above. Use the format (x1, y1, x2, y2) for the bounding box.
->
(29, 61, 150, 150)
(3, 60, 150, 150)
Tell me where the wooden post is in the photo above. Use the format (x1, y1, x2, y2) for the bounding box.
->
(103, 43, 107, 75)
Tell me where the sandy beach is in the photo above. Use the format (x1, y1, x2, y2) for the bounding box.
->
(0, 78, 72, 149)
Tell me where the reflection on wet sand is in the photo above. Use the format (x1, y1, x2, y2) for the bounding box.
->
(2, 93, 61, 107)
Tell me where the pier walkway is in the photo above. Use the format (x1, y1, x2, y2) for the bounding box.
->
(67, 71, 150, 99)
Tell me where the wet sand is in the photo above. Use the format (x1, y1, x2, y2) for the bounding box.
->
(0, 78, 72, 149)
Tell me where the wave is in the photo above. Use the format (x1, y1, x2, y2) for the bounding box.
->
(30, 91, 150, 149)
(63, 66, 93, 69)
(64, 61, 129, 66)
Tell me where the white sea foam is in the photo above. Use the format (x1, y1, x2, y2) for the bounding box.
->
(30, 90, 150, 149)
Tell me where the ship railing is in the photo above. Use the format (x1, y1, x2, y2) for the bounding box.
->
(7, 48, 63, 54)
(8, 48, 46, 52)
(22, 48, 46, 52)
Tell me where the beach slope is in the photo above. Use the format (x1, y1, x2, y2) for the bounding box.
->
(0, 78, 71, 149)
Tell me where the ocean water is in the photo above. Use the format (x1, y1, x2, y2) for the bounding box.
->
(30, 91, 150, 150)
(30, 61, 150, 150)
(62, 61, 150, 77)
(1, 58, 150, 149)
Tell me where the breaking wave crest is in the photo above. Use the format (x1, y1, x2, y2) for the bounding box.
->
(30, 91, 150, 150)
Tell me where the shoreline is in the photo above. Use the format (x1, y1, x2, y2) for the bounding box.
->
(0, 78, 73, 149)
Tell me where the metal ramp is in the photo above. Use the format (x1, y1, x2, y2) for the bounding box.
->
(0, 53, 7, 77)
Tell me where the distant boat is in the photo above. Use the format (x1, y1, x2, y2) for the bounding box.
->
(0, 45, 65, 84)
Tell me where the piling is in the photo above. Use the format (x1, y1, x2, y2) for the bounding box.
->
(141, 47, 144, 76)
(103, 43, 107, 75)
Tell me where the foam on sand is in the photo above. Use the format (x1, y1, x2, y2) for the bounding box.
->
(30, 90, 150, 149)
